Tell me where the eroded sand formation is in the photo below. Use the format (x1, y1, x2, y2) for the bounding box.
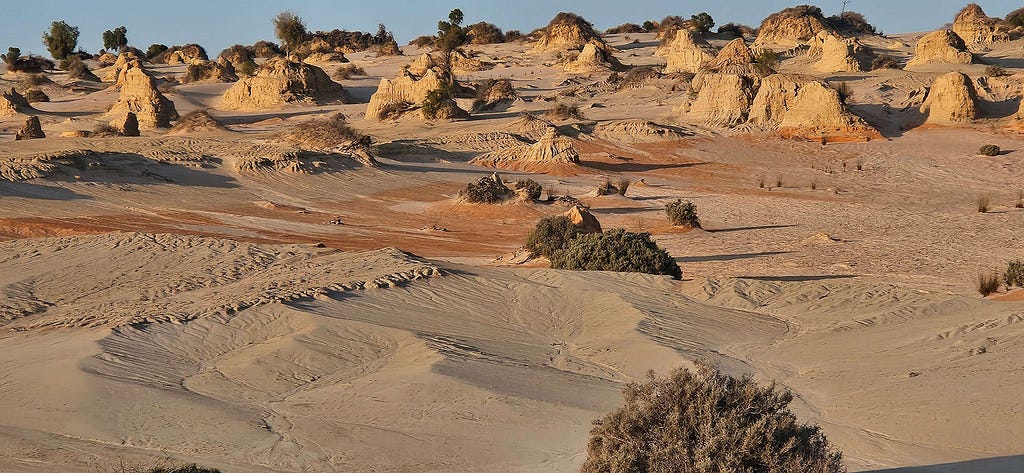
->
(220, 57, 349, 110)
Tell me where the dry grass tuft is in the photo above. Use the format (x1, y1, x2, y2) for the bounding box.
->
(978, 272, 1001, 296)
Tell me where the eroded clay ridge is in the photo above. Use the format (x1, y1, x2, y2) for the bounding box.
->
(0, 232, 440, 328)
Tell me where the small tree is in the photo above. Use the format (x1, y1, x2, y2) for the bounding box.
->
(435, 8, 468, 87)
(145, 43, 168, 60)
(273, 11, 308, 54)
(41, 20, 79, 64)
(642, 20, 657, 32)
(2, 47, 20, 65)
(581, 362, 845, 473)
(102, 26, 128, 51)
(690, 12, 715, 34)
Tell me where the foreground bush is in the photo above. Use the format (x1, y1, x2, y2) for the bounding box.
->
(514, 178, 542, 200)
(1005, 260, 1024, 288)
(526, 215, 585, 258)
(665, 200, 700, 228)
(552, 229, 681, 279)
(581, 362, 844, 473)
(979, 144, 1000, 156)
(458, 174, 512, 204)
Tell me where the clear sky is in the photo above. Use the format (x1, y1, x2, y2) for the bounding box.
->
(4, 1, 1022, 58)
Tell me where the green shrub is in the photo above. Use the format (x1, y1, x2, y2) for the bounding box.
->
(514, 178, 542, 200)
(665, 200, 700, 228)
(273, 11, 307, 54)
(421, 86, 459, 120)
(978, 272, 1001, 296)
(979, 144, 1000, 156)
(42, 20, 80, 63)
(526, 215, 585, 258)
(2, 47, 20, 65)
(1005, 260, 1024, 288)
(146, 43, 169, 60)
(458, 174, 513, 204)
(581, 362, 844, 473)
(551, 229, 681, 279)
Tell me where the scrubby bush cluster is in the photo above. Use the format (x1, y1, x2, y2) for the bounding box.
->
(146, 43, 169, 60)
(526, 215, 585, 258)
(283, 113, 366, 149)
(871, 54, 903, 70)
(547, 102, 584, 120)
(458, 174, 514, 204)
(467, 22, 504, 44)
(552, 229, 680, 278)
(985, 65, 1007, 77)
(605, 23, 645, 35)
(580, 362, 844, 473)
(42, 20, 80, 65)
(978, 272, 1001, 296)
(514, 178, 542, 200)
(308, 23, 398, 53)
(979, 144, 1000, 156)
(3, 47, 55, 73)
(333, 63, 367, 80)
(1004, 260, 1024, 288)
(665, 200, 700, 228)
(827, 11, 876, 34)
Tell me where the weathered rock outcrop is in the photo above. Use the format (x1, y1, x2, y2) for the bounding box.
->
(808, 31, 871, 73)
(754, 5, 833, 47)
(563, 43, 623, 74)
(105, 68, 178, 128)
(906, 30, 975, 68)
(102, 51, 144, 85)
(532, 12, 608, 52)
(751, 76, 880, 141)
(701, 38, 761, 76)
(0, 88, 34, 118)
(920, 71, 977, 125)
(407, 51, 492, 75)
(662, 29, 714, 74)
(685, 39, 764, 127)
(592, 120, 693, 143)
(155, 44, 208, 64)
(365, 69, 444, 120)
(15, 116, 45, 140)
(219, 58, 349, 110)
(471, 127, 581, 174)
(953, 4, 1010, 51)
(473, 79, 519, 111)
(97, 52, 118, 67)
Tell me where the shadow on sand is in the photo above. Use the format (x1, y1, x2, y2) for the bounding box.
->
(865, 455, 1024, 473)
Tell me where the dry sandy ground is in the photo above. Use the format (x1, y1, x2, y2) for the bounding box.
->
(2, 32, 1024, 472)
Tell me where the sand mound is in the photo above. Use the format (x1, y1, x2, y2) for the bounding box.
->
(97, 52, 118, 66)
(754, 5, 834, 47)
(663, 29, 714, 74)
(365, 69, 445, 121)
(906, 30, 975, 68)
(506, 113, 557, 140)
(808, 31, 871, 73)
(155, 44, 209, 65)
(104, 67, 179, 129)
(920, 71, 977, 125)
(532, 12, 608, 53)
(102, 51, 144, 85)
(685, 73, 756, 127)
(563, 205, 602, 233)
(953, 3, 1010, 50)
(563, 43, 624, 74)
(0, 88, 34, 118)
(407, 51, 492, 75)
(181, 59, 238, 83)
(471, 127, 581, 174)
(758, 77, 880, 141)
(592, 119, 693, 143)
(701, 38, 760, 76)
(474, 79, 520, 111)
(219, 57, 349, 110)
(168, 109, 228, 134)
(15, 115, 44, 140)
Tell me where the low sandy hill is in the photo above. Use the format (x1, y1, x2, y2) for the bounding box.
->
(470, 126, 582, 174)
(906, 30, 976, 69)
(532, 12, 609, 53)
(753, 5, 835, 48)
(219, 57, 350, 110)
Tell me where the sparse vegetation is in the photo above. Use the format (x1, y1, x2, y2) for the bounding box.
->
(605, 23, 644, 35)
(458, 174, 513, 204)
(551, 229, 682, 279)
(526, 215, 585, 258)
(978, 271, 1001, 296)
(409, 35, 436, 48)
(2, 47, 20, 65)
(283, 113, 365, 149)
(985, 65, 1007, 77)
(546, 102, 584, 120)
(665, 200, 700, 228)
(1004, 260, 1024, 288)
(753, 48, 779, 74)
(979, 144, 1000, 156)
(834, 81, 853, 102)
(690, 12, 715, 35)
(977, 195, 991, 213)
(333, 64, 366, 80)
(504, 30, 523, 42)
(65, 56, 97, 81)
(580, 362, 844, 473)
(273, 11, 307, 54)
(22, 88, 48, 103)
(717, 23, 755, 38)
(514, 178, 542, 200)
(871, 54, 903, 70)
(421, 86, 458, 119)
(827, 11, 877, 34)
(467, 22, 504, 44)
(615, 178, 631, 196)
(42, 20, 80, 64)
(146, 43, 169, 60)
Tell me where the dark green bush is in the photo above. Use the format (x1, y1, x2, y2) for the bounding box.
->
(526, 215, 585, 258)
(665, 200, 700, 228)
(458, 174, 513, 204)
(1005, 260, 1024, 288)
(551, 229, 681, 279)
(514, 178, 542, 200)
(580, 362, 844, 473)
(979, 144, 1000, 156)
(146, 43, 169, 60)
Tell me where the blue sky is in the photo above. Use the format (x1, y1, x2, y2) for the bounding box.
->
(3, 1, 1022, 58)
